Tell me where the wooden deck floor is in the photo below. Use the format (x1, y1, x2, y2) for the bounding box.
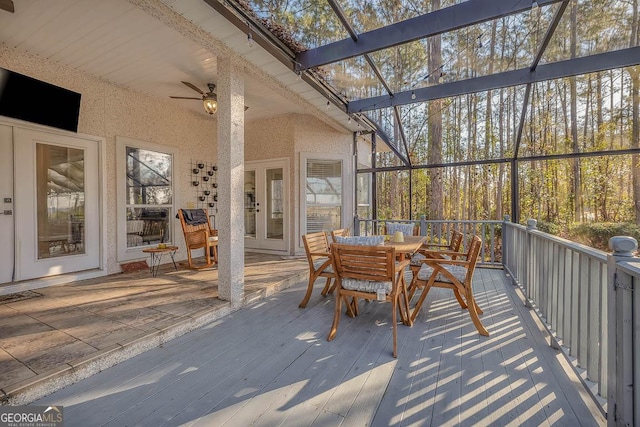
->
(34, 268, 605, 426)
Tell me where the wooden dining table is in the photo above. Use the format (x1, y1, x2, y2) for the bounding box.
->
(382, 235, 427, 259)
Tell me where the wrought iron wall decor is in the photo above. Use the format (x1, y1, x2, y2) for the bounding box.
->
(190, 160, 218, 212)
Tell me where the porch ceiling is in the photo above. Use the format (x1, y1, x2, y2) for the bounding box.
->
(0, 0, 355, 130)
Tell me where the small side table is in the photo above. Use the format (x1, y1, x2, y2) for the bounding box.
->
(142, 246, 179, 277)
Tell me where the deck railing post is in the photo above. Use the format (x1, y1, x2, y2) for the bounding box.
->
(354, 216, 361, 236)
(502, 215, 510, 272)
(420, 215, 427, 237)
(523, 219, 537, 308)
(607, 236, 638, 427)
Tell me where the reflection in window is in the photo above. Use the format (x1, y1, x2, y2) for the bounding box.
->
(267, 168, 284, 240)
(125, 147, 173, 247)
(306, 160, 342, 233)
(356, 172, 371, 219)
(36, 143, 85, 259)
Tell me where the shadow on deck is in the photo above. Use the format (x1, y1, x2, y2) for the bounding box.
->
(12, 264, 606, 425)
(0, 253, 308, 405)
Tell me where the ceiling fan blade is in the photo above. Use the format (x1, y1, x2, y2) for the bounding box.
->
(0, 0, 15, 13)
(181, 81, 204, 95)
(169, 96, 201, 100)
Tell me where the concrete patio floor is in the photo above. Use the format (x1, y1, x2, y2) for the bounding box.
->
(0, 253, 308, 405)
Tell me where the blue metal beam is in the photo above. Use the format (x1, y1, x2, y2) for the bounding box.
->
(349, 47, 640, 113)
(297, 0, 565, 70)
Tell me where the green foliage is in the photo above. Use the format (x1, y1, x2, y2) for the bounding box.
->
(534, 221, 562, 236)
(568, 223, 640, 251)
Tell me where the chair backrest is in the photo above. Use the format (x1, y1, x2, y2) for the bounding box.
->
(330, 228, 350, 242)
(302, 231, 330, 263)
(331, 243, 396, 284)
(384, 222, 419, 236)
(450, 229, 464, 251)
(177, 208, 211, 247)
(462, 235, 482, 282)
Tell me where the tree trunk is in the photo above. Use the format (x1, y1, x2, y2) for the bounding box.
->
(427, 0, 443, 219)
(570, 0, 582, 222)
(630, 0, 640, 223)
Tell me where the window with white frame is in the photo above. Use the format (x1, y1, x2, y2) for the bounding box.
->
(305, 159, 342, 233)
(117, 137, 175, 261)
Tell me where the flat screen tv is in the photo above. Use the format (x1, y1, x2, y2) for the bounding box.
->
(0, 67, 81, 133)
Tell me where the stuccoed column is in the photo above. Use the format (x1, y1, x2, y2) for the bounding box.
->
(216, 57, 245, 306)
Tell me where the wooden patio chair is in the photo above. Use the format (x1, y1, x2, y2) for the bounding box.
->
(408, 235, 489, 336)
(177, 208, 218, 270)
(329, 228, 350, 242)
(328, 242, 412, 358)
(299, 231, 336, 308)
(410, 229, 464, 269)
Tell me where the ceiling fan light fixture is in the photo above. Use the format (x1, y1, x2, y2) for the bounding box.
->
(203, 94, 218, 115)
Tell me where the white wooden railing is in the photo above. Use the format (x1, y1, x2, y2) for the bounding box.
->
(503, 219, 609, 410)
(503, 219, 640, 426)
(355, 215, 640, 424)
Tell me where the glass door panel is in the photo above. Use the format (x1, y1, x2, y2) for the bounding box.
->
(265, 168, 283, 240)
(14, 128, 100, 281)
(244, 170, 256, 238)
(245, 160, 288, 252)
(36, 143, 85, 259)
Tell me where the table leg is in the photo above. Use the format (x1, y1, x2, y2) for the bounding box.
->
(169, 249, 178, 271)
(149, 252, 163, 277)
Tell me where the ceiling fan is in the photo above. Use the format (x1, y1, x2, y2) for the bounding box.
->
(170, 81, 248, 115)
(0, 0, 14, 13)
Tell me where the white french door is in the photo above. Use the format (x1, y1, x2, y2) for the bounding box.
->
(12, 128, 101, 281)
(0, 125, 14, 284)
(244, 159, 288, 252)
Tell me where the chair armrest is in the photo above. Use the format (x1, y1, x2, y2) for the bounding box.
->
(310, 251, 331, 257)
(422, 243, 449, 248)
(396, 259, 411, 271)
(420, 249, 464, 257)
(422, 258, 470, 267)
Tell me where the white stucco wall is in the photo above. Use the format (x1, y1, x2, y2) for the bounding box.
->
(246, 114, 353, 254)
(0, 44, 217, 275)
(0, 43, 354, 280)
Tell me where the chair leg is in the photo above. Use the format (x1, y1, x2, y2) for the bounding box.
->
(320, 277, 333, 296)
(186, 249, 194, 268)
(344, 296, 357, 318)
(466, 289, 489, 336)
(410, 282, 432, 323)
(391, 299, 398, 358)
(328, 279, 338, 295)
(327, 292, 342, 341)
(453, 289, 469, 309)
(400, 277, 413, 327)
(407, 273, 419, 301)
(204, 244, 211, 266)
(299, 273, 317, 308)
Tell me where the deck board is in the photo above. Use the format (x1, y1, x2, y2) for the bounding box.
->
(34, 269, 605, 426)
